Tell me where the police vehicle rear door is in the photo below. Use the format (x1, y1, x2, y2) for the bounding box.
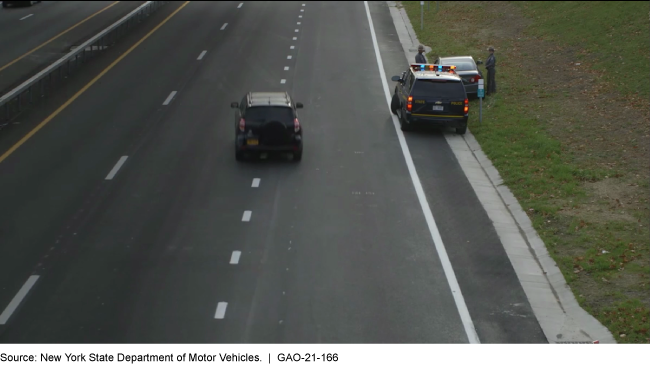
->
(410, 78, 466, 118)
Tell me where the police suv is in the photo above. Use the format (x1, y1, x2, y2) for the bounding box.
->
(390, 64, 469, 134)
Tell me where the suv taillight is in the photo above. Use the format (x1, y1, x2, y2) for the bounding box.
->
(294, 118, 301, 133)
(463, 98, 469, 114)
(239, 118, 245, 132)
(407, 96, 413, 112)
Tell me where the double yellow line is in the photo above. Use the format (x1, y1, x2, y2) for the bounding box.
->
(0, 1, 191, 164)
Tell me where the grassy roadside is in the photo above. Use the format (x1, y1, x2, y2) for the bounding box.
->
(401, 1, 650, 343)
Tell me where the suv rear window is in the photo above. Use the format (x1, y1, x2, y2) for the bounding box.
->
(412, 80, 466, 99)
(244, 106, 294, 122)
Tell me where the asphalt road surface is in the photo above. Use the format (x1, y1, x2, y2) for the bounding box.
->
(0, 1, 145, 94)
(0, 1, 548, 343)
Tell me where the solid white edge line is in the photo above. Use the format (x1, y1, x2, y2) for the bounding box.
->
(252, 178, 261, 187)
(242, 211, 252, 222)
(214, 302, 228, 319)
(0, 275, 39, 325)
(20, 14, 34, 21)
(105, 156, 128, 180)
(363, 1, 480, 344)
(162, 91, 177, 105)
(197, 50, 207, 60)
(237, 2, 243, 8)
(221, 23, 228, 30)
(230, 251, 241, 264)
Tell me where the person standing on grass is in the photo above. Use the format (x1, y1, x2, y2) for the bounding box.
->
(415, 45, 427, 64)
(485, 46, 497, 95)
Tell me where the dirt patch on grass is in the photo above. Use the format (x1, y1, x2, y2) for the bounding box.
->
(561, 179, 647, 224)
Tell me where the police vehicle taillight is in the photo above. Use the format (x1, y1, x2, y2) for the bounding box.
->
(239, 118, 245, 132)
(407, 96, 413, 112)
(294, 118, 301, 133)
(464, 99, 469, 114)
(470, 74, 482, 83)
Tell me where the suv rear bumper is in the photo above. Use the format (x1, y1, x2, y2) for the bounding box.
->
(236, 134, 302, 153)
(405, 113, 468, 128)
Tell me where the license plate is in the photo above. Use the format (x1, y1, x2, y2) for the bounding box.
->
(247, 139, 259, 145)
(432, 106, 444, 111)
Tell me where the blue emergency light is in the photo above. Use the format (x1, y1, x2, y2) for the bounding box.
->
(410, 64, 456, 73)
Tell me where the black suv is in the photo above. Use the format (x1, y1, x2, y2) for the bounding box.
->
(390, 64, 469, 134)
(230, 92, 304, 161)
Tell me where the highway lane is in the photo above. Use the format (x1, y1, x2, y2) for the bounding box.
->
(0, 0, 546, 343)
(0, 1, 146, 94)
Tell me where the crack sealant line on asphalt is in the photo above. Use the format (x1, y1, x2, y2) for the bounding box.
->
(385, 1, 615, 344)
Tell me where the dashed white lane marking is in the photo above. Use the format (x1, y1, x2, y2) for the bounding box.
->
(20, 14, 34, 20)
(162, 91, 177, 105)
(105, 156, 128, 180)
(237, 2, 243, 8)
(214, 302, 228, 319)
(293, 37, 297, 40)
(284, 66, 289, 71)
(363, 0, 480, 344)
(197, 50, 207, 60)
(281, 79, 286, 84)
(0, 276, 39, 325)
(294, 29, 299, 32)
(252, 178, 261, 187)
(287, 55, 292, 59)
(242, 211, 252, 222)
(299, 15, 303, 18)
(230, 251, 241, 264)
(297, 22, 301, 25)
(290, 46, 295, 49)
(302, 3, 305, 5)
(301, 9, 304, 12)
(221, 23, 228, 30)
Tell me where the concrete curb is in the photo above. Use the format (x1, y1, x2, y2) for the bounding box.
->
(386, 1, 616, 344)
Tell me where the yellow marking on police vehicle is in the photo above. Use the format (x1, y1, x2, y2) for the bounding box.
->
(451, 101, 463, 105)
(414, 100, 425, 104)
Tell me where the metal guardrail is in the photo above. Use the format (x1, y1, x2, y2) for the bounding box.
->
(0, 1, 169, 125)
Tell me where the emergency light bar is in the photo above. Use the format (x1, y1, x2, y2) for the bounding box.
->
(410, 64, 457, 73)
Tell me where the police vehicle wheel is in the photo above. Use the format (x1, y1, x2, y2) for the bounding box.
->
(293, 151, 302, 162)
(390, 94, 399, 115)
(399, 112, 411, 131)
(456, 126, 467, 135)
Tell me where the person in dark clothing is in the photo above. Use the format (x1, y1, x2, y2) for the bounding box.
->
(415, 45, 427, 64)
(485, 46, 496, 95)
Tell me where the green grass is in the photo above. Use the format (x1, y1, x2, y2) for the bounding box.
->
(515, 1, 650, 100)
(401, 1, 650, 343)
